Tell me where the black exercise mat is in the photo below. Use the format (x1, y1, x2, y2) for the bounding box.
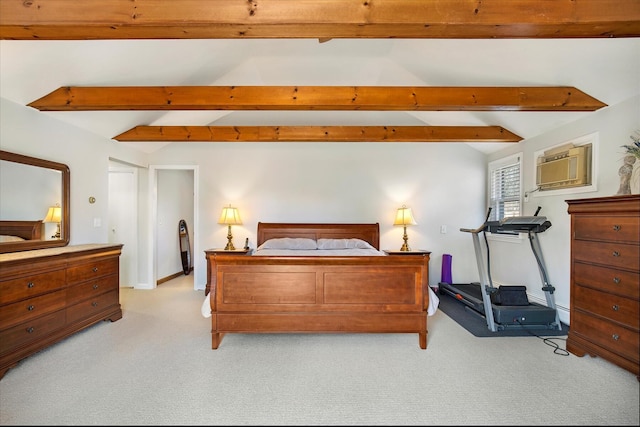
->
(437, 290, 569, 337)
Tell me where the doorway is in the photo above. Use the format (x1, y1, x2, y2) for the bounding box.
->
(148, 165, 199, 290)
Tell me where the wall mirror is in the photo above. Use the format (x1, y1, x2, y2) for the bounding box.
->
(0, 150, 70, 253)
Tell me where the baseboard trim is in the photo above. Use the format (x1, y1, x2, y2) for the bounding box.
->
(157, 269, 192, 285)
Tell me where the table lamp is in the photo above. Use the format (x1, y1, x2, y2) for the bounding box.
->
(218, 205, 242, 250)
(43, 204, 62, 239)
(393, 205, 417, 251)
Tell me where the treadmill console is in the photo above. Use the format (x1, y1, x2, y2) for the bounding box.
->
(485, 216, 552, 234)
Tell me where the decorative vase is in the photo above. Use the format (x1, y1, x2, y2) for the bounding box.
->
(631, 159, 640, 195)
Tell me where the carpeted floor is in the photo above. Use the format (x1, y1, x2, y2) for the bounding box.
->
(437, 289, 569, 338)
(2, 275, 638, 426)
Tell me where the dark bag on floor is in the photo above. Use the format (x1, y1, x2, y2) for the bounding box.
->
(491, 286, 529, 306)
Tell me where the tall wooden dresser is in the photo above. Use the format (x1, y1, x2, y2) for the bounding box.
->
(0, 244, 123, 379)
(566, 195, 639, 379)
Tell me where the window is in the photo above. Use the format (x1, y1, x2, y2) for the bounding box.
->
(488, 153, 522, 222)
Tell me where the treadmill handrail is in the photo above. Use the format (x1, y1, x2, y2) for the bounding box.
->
(460, 226, 485, 234)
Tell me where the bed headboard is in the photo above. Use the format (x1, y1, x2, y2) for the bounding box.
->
(257, 223, 380, 250)
(0, 220, 43, 240)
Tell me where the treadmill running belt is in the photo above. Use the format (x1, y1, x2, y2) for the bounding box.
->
(439, 282, 559, 329)
(439, 282, 485, 313)
(437, 291, 569, 337)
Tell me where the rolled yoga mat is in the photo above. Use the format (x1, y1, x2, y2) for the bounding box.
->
(441, 253, 452, 284)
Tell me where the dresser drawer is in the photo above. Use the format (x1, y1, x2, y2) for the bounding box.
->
(66, 258, 118, 285)
(66, 275, 118, 306)
(573, 215, 640, 244)
(0, 310, 66, 355)
(572, 240, 640, 271)
(66, 289, 119, 325)
(573, 262, 640, 300)
(0, 269, 66, 305)
(0, 290, 66, 330)
(570, 310, 639, 363)
(573, 285, 639, 329)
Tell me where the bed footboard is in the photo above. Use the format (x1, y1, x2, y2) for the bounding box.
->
(205, 252, 430, 349)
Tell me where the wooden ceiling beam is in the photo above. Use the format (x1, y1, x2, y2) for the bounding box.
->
(29, 86, 607, 112)
(114, 125, 522, 143)
(2, 0, 639, 40)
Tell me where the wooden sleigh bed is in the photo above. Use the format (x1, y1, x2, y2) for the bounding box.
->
(0, 220, 43, 253)
(205, 222, 431, 349)
(0, 220, 42, 241)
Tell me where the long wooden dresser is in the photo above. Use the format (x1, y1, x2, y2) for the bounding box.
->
(0, 244, 123, 379)
(566, 195, 639, 379)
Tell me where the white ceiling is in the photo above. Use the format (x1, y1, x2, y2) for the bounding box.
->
(1, 38, 639, 154)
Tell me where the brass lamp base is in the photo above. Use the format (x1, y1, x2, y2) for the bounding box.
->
(224, 225, 236, 251)
(399, 226, 411, 251)
(52, 223, 61, 240)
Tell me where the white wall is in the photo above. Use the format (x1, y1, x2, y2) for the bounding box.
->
(146, 141, 488, 290)
(486, 94, 640, 322)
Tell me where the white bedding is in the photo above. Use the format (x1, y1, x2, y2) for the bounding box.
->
(253, 237, 386, 256)
(0, 234, 25, 243)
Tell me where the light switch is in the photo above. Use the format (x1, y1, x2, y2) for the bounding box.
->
(93, 217, 101, 227)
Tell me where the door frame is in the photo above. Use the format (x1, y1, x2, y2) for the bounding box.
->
(148, 164, 200, 290)
(108, 165, 139, 287)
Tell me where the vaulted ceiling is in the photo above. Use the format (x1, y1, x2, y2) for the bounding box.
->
(1, 1, 639, 154)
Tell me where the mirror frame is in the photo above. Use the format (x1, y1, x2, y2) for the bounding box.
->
(0, 150, 70, 253)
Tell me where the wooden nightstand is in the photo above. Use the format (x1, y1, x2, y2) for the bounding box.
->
(204, 248, 252, 295)
(205, 248, 252, 255)
(384, 250, 431, 255)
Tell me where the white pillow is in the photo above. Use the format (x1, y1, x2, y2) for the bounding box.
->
(0, 235, 25, 243)
(316, 238, 375, 250)
(257, 237, 318, 250)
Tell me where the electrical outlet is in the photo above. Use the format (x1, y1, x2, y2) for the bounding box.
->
(524, 192, 529, 202)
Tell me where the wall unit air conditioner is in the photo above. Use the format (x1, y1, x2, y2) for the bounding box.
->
(536, 144, 591, 190)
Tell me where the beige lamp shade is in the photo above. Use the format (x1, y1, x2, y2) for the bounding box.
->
(393, 205, 417, 226)
(218, 205, 242, 225)
(43, 205, 62, 223)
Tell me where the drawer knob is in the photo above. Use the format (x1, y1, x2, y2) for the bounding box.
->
(612, 334, 619, 341)
(612, 225, 621, 231)
(92, 267, 98, 272)
(27, 305, 35, 311)
(92, 302, 98, 307)
(93, 284, 99, 290)
(613, 277, 620, 284)
(612, 304, 619, 311)
(27, 282, 35, 288)
(26, 327, 34, 333)
(612, 251, 620, 257)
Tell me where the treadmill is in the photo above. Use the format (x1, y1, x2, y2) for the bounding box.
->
(439, 207, 562, 332)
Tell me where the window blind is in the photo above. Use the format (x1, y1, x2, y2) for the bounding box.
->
(489, 156, 521, 221)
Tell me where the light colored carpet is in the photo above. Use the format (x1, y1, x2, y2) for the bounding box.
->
(0, 275, 638, 426)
